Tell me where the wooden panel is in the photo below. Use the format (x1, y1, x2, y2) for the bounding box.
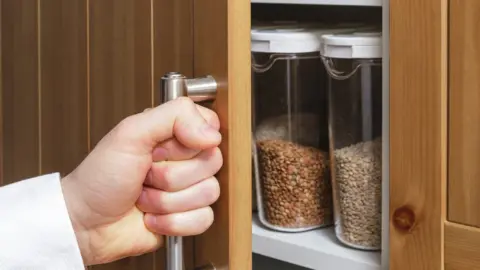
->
(448, 0, 480, 227)
(89, 0, 152, 146)
(389, 0, 447, 269)
(153, 0, 193, 101)
(193, 0, 252, 269)
(445, 221, 480, 270)
(89, 0, 154, 269)
(1, 0, 39, 185)
(152, 0, 194, 268)
(39, 0, 88, 176)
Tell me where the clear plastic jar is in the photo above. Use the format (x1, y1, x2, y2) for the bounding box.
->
(251, 23, 359, 232)
(320, 31, 383, 250)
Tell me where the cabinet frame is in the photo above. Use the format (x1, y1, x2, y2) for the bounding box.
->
(389, 0, 447, 269)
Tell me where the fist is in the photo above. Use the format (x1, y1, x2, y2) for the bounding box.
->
(60, 97, 223, 265)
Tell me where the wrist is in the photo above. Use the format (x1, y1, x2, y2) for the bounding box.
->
(61, 174, 93, 265)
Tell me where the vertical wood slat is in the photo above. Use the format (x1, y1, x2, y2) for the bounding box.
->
(152, 0, 194, 268)
(89, 0, 152, 147)
(1, 0, 40, 185)
(39, 0, 88, 177)
(88, 0, 154, 269)
(389, 0, 448, 269)
(448, 0, 480, 228)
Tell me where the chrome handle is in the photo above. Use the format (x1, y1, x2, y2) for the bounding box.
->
(160, 72, 217, 104)
(160, 72, 218, 270)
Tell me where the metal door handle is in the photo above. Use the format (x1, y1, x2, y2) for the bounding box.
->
(160, 72, 218, 270)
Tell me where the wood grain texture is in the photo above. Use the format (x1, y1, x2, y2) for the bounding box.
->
(390, 0, 447, 269)
(89, 0, 154, 269)
(153, 0, 193, 104)
(448, 0, 480, 228)
(1, 0, 40, 185)
(445, 221, 480, 270)
(193, 0, 252, 269)
(89, 0, 152, 147)
(152, 0, 194, 268)
(39, 0, 88, 176)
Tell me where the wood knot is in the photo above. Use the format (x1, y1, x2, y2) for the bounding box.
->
(392, 206, 416, 232)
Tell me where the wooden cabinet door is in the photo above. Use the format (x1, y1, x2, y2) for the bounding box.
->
(1, 0, 252, 269)
(389, 0, 447, 269)
(391, 0, 480, 269)
(191, 0, 252, 269)
(445, 0, 480, 269)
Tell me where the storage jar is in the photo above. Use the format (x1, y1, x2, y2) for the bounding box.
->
(320, 31, 382, 250)
(251, 23, 358, 232)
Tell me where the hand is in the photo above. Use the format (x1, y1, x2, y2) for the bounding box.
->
(60, 97, 223, 266)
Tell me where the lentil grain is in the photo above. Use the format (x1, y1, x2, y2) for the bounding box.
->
(333, 137, 382, 249)
(257, 139, 332, 228)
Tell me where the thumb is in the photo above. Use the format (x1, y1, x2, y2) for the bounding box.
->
(113, 97, 221, 153)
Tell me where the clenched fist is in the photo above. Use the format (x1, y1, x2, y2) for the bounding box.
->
(61, 97, 222, 265)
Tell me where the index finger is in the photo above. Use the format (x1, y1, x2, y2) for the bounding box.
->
(116, 97, 221, 155)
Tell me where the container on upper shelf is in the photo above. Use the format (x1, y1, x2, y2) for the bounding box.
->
(251, 22, 365, 232)
(320, 31, 383, 250)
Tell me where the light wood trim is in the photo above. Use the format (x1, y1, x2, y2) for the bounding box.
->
(1, 0, 40, 184)
(447, 0, 480, 228)
(193, 0, 252, 269)
(225, 0, 252, 267)
(389, 0, 448, 269)
(445, 221, 480, 270)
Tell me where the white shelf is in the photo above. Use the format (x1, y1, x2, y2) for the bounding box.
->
(252, 216, 381, 270)
(251, 0, 382, 6)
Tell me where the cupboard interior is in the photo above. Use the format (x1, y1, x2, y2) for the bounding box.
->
(250, 3, 385, 270)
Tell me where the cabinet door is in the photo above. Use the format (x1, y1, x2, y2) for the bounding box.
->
(445, 0, 480, 269)
(191, 0, 252, 269)
(0, 0, 252, 269)
(389, 0, 447, 269)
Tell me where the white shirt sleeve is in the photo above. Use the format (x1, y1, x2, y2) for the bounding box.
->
(0, 173, 85, 270)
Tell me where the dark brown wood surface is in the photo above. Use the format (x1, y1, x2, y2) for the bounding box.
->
(0, 0, 194, 269)
(1, 0, 40, 185)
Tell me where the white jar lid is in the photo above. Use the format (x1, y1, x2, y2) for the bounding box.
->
(251, 23, 359, 54)
(320, 31, 382, 59)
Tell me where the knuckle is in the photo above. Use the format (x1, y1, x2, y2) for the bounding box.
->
(114, 115, 138, 139)
(158, 164, 176, 192)
(149, 190, 169, 214)
(118, 115, 136, 130)
(162, 215, 181, 235)
(151, 162, 177, 192)
(174, 97, 195, 109)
